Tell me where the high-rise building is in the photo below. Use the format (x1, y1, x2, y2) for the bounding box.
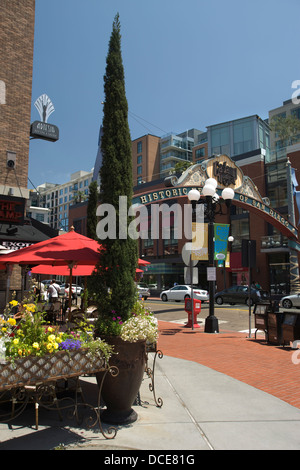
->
(132, 134, 160, 186)
(36, 170, 93, 231)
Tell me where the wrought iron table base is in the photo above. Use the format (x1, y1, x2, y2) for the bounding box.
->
(0, 366, 119, 440)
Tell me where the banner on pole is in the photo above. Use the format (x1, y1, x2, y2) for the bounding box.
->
(214, 224, 230, 262)
(191, 222, 208, 260)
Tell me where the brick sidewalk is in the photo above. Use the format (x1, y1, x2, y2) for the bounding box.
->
(157, 320, 300, 409)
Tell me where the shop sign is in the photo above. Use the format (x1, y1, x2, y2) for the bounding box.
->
(30, 121, 59, 142)
(0, 241, 34, 251)
(0, 196, 25, 224)
(133, 187, 296, 238)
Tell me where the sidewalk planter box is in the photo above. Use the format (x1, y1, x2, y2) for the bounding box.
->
(282, 313, 300, 346)
(0, 349, 107, 391)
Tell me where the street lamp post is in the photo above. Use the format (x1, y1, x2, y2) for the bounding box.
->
(188, 178, 235, 333)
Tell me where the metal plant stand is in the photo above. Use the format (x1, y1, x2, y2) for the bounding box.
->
(0, 351, 119, 440)
(145, 342, 163, 408)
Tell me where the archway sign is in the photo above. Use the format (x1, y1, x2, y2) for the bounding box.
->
(133, 154, 298, 241)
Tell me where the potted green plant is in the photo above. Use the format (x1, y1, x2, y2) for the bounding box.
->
(94, 298, 158, 424)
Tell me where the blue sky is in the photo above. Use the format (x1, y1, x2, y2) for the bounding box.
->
(28, 0, 300, 188)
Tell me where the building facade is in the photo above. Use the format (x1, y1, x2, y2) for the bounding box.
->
(0, 0, 35, 200)
(0, 1, 60, 306)
(35, 170, 93, 231)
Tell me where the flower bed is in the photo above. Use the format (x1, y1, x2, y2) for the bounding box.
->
(0, 348, 106, 391)
(0, 295, 114, 392)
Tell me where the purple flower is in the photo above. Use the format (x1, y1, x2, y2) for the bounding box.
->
(59, 339, 82, 350)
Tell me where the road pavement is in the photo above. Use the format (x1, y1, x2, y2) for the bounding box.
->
(147, 298, 256, 333)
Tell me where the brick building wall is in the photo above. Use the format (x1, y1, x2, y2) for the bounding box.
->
(0, 0, 35, 194)
(0, 0, 35, 304)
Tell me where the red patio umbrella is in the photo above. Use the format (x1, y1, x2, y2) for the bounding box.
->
(30, 265, 144, 276)
(0, 228, 104, 317)
(0, 228, 103, 267)
(138, 258, 150, 265)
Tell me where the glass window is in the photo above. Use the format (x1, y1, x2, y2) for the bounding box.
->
(211, 125, 230, 155)
(137, 155, 142, 164)
(291, 107, 300, 119)
(195, 148, 205, 160)
(231, 218, 249, 252)
(37, 213, 44, 222)
(137, 166, 142, 174)
(233, 119, 253, 155)
(64, 187, 68, 194)
(137, 141, 142, 153)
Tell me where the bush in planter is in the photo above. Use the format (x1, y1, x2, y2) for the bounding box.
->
(95, 299, 158, 344)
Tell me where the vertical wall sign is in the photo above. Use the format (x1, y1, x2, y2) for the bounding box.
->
(30, 94, 59, 142)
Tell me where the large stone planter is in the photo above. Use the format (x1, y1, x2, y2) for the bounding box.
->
(0, 349, 107, 391)
(95, 336, 147, 425)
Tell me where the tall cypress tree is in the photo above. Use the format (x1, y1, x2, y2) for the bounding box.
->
(93, 14, 138, 321)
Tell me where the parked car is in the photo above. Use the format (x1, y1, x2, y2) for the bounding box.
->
(137, 284, 150, 300)
(280, 293, 300, 309)
(148, 283, 157, 289)
(214, 285, 270, 306)
(59, 284, 83, 296)
(160, 285, 209, 302)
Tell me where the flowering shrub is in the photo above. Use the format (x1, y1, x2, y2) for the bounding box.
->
(95, 310, 124, 336)
(120, 300, 158, 343)
(0, 297, 113, 362)
(96, 299, 158, 344)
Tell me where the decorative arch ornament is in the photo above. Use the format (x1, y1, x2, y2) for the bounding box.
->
(163, 155, 298, 240)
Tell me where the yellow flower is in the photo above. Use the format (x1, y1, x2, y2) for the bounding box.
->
(46, 343, 53, 350)
(13, 338, 19, 345)
(26, 304, 36, 313)
(7, 318, 16, 326)
(48, 334, 56, 342)
(32, 342, 39, 349)
(18, 349, 23, 356)
(9, 300, 18, 307)
(47, 327, 54, 333)
(53, 342, 58, 350)
(1, 327, 7, 332)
